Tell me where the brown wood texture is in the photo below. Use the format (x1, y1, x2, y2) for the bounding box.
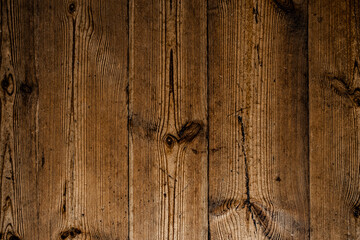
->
(129, 0, 208, 239)
(1, 0, 359, 239)
(309, 0, 360, 239)
(208, 0, 309, 239)
(29, 0, 128, 239)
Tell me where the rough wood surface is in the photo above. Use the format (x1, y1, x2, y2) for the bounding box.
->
(309, 0, 360, 239)
(208, 0, 309, 239)
(0, 0, 38, 239)
(35, 0, 128, 239)
(1, 0, 360, 239)
(129, 0, 208, 239)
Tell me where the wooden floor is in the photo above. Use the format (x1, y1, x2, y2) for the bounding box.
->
(0, 0, 359, 239)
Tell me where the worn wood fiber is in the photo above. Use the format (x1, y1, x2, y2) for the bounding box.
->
(1, 0, 359, 239)
(208, 0, 309, 239)
(309, 0, 360, 239)
(129, 0, 207, 239)
(35, 0, 129, 239)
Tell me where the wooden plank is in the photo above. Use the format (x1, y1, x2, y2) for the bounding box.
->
(208, 0, 309, 239)
(34, 0, 128, 239)
(309, 0, 360, 238)
(0, 0, 38, 238)
(129, 0, 208, 239)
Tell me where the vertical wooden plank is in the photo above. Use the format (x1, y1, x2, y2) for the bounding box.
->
(0, 0, 38, 238)
(309, 0, 360, 238)
(35, 0, 128, 239)
(129, 0, 208, 239)
(208, 0, 309, 239)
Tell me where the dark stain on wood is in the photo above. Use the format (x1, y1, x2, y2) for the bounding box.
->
(272, 0, 295, 14)
(271, 0, 306, 31)
(19, 83, 32, 94)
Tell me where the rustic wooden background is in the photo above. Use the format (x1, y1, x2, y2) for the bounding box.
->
(1, 0, 359, 239)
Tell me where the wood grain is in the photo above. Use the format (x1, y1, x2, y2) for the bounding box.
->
(208, 0, 309, 239)
(0, 0, 38, 239)
(309, 0, 360, 239)
(3, 0, 360, 239)
(129, 0, 208, 239)
(34, 0, 128, 239)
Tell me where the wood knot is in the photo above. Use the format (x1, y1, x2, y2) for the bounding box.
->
(352, 205, 360, 218)
(164, 134, 176, 148)
(327, 74, 360, 107)
(178, 121, 202, 143)
(352, 88, 360, 106)
(9, 236, 21, 240)
(60, 227, 82, 239)
(68, 2, 76, 14)
(0, 231, 21, 240)
(1, 74, 14, 96)
(209, 198, 242, 217)
(163, 121, 202, 148)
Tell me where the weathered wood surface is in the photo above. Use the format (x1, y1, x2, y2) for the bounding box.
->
(37, 0, 129, 239)
(208, 0, 309, 239)
(1, 0, 359, 239)
(0, 0, 38, 239)
(2, 0, 129, 239)
(309, 0, 360, 239)
(129, 0, 207, 239)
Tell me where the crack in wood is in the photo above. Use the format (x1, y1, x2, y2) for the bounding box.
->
(253, 2, 259, 24)
(237, 116, 258, 231)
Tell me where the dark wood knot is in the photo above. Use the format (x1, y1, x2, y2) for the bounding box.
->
(164, 134, 176, 148)
(60, 227, 82, 239)
(177, 121, 202, 143)
(163, 121, 202, 148)
(328, 74, 360, 107)
(0, 231, 21, 240)
(1, 74, 14, 96)
(352, 88, 360, 107)
(9, 236, 21, 240)
(68, 2, 76, 14)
